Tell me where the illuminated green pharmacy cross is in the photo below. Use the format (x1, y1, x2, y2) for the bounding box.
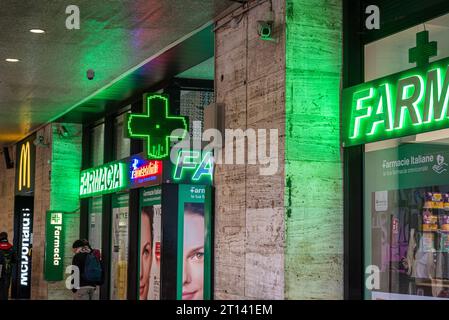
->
(128, 95, 187, 159)
(409, 30, 438, 68)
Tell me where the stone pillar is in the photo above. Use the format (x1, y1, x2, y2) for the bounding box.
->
(0, 145, 15, 239)
(214, 0, 343, 300)
(285, 0, 343, 299)
(214, 0, 286, 299)
(31, 123, 82, 299)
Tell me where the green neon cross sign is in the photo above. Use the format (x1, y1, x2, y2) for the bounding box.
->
(127, 94, 188, 159)
(409, 30, 438, 68)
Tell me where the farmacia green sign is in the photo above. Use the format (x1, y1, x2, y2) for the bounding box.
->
(80, 162, 126, 198)
(343, 31, 448, 146)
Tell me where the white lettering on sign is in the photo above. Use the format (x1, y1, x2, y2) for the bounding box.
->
(20, 211, 31, 286)
(80, 163, 125, 197)
(53, 226, 62, 266)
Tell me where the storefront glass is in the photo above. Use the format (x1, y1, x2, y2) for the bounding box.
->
(90, 123, 105, 167)
(180, 90, 214, 141)
(110, 193, 129, 300)
(89, 196, 103, 252)
(114, 111, 131, 160)
(363, 14, 449, 300)
(365, 131, 449, 300)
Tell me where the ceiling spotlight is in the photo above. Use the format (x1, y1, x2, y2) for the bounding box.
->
(30, 29, 45, 34)
(5, 58, 19, 62)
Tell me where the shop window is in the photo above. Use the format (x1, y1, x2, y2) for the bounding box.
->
(110, 193, 129, 300)
(90, 123, 104, 167)
(180, 90, 214, 142)
(88, 196, 103, 253)
(114, 111, 131, 160)
(365, 14, 449, 82)
(364, 13, 449, 300)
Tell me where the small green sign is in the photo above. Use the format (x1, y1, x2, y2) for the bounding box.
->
(44, 211, 65, 281)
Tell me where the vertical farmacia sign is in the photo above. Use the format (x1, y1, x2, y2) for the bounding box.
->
(44, 212, 65, 281)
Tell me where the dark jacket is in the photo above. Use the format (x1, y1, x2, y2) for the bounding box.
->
(0, 240, 17, 275)
(72, 246, 98, 288)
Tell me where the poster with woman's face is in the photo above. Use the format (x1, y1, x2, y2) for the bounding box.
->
(182, 202, 205, 300)
(178, 184, 212, 300)
(139, 187, 162, 300)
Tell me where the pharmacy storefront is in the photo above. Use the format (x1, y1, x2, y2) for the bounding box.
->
(343, 2, 449, 300)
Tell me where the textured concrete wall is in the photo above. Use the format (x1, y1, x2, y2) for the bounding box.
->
(48, 123, 82, 300)
(214, 0, 286, 299)
(285, 0, 343, 299)
(0, 145, 15, 239)
(31, 123, 82, 300)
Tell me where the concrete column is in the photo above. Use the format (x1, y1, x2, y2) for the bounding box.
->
(214, 0, 343, 300)
(0, 145, 15, 238)
(214, 0, 286, 299)
(32, 123, 82, 299)
(285, 0, 343, 299)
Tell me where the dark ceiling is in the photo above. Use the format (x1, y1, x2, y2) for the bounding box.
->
(0, 0, 235, 146)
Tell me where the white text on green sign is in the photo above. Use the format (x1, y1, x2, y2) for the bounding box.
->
(80, 162, 126, 198)
(173, 151, 214, 183)
(343, 57, 449, 146)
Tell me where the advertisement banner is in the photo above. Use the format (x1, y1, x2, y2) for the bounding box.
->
(177, 184, 212, 300)
(129, 154, 163, 189)
(139, 186, 162, 300)
(365, 143, 449, 192)
(111, 193, 129, 300)
(44, 212, 65, 281)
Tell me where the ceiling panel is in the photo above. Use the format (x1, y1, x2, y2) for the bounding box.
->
(0, 0, 236, 146)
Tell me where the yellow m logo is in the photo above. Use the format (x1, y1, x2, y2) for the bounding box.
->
(18, 142, 31, 191)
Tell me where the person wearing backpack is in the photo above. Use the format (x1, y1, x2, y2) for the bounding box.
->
(71, 239, 103, 300)
(0, 232, 17, 300)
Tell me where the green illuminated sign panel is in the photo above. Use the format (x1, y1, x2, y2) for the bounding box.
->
(343, 31, 449, 146)
(126, 94, 188, 159)
(80, 162, 126, 198)
(172, 150, 214, 185)
(44, 211, 65, 281)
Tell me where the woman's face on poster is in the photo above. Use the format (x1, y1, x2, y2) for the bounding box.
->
(140, 212, 152, 300)
(182, 211, 204, 300)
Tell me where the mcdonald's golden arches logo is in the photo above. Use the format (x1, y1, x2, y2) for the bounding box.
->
(18, 142, 31, 191)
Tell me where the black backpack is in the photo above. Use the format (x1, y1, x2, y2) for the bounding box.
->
(0, 250, 6, 279)
(0, 249, 13, 279)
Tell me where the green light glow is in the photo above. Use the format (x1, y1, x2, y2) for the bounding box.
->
(285, 0, 343, 299)
(424, 67, 449, 123)
(79, 162, 126, 198)
(350, 88, 374, 139)
(127, 94, 188, 159)
(173, 150, 213, 184)
(343, 57, 449, 146)
(367, 83, 394, 136)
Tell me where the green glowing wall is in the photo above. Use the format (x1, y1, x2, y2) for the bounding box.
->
(285, 0, 343, 299)
(48, 123, 82, 300)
